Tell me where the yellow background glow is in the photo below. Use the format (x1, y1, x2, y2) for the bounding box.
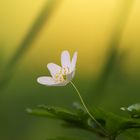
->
(1, 0, 140, 75)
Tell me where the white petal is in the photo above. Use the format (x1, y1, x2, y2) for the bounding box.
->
(71, 51, 77, 71)
(37, 76, 56, 86)
(47, 63, 61, 77)
(61, 50, 71, 68)
(56, 81, 68, 86)
(53, 81, 68, 86)
(37, 76, 67, 86)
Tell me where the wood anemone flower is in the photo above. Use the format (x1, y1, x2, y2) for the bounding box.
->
(37, 50, 77, 86)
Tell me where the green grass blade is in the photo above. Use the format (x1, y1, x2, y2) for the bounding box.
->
(0, 0, 61, 90)
(91, 0, 135, 98)
(7, 0, 60, 69)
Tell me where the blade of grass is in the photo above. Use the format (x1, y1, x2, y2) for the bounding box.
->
(0, 0, 62, 90)
(7, 0, 61, 69)
(90, 0, 135, 100)
(0, 46, 4, 68)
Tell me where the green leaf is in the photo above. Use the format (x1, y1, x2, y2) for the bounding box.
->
(91, 107, 140, 130)
(27, 105, 107, 137)
(124, 129, 140, 140)
(121, 103, 140, 118)
(27, 104, 140, 139)
(27, 105, 80, 121)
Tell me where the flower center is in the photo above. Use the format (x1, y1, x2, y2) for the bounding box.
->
(62, 67, 70, 75)
(54, 67, 70, 83)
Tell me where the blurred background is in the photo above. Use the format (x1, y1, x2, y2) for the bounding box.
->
(0, 0, 140, 139)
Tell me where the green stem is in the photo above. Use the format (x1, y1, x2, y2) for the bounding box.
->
(70, 81, 109, 136)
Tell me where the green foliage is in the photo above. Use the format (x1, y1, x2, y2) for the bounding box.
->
(124, 129, 140, 140)
(121, 104, 140, 118)
(47, 136, 88, 140)
(27, 103, 140, 140)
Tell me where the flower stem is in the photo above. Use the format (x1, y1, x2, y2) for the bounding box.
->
(70, 81, 109, 136)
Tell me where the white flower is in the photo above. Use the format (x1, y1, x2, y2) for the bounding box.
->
(37, 50, 77, 86)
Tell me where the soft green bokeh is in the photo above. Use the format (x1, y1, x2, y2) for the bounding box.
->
(0, 0, 140, 140)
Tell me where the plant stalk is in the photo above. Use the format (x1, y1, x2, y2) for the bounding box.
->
(70, 81, 109, 137)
